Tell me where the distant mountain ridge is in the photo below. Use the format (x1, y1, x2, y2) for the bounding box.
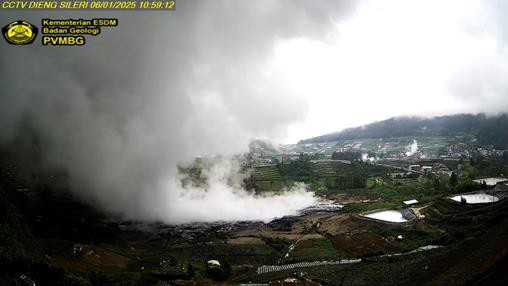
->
(298, 113, 508, 148)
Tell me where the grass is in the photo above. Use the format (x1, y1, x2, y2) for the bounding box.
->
(252, 165, 282, 181)
(379, 229, 446, 253)
(316, 175, 458, 217)
(233, 248, 450, 285)
(283, 238, 348, 264)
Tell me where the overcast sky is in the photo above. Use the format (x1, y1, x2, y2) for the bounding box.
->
(276, 0, 507, 142)
(0, 0, 506, 222)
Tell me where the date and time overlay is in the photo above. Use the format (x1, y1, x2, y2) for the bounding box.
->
(1, 0, 175, 46)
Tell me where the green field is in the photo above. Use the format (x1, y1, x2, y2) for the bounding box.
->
(251, 165, 282, 181)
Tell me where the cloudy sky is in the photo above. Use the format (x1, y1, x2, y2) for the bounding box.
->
(275, 0, 507, 142)
(0, 0, 506, 222)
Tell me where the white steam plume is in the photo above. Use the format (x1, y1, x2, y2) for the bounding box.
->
(159, 158, 316, 223)
(405, 139, 419, 156)
(0, 1, 356, 223)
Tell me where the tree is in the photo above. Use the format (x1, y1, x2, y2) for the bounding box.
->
(205, 260, 231, 281)
(187, 263, 195, 278)
(449, 172, 458, 189)
(332, 151, 361, 161)
(459, 163, 476, 181)
(433, 178, 440, 191)
(169, 256, 178, 266)
(471, 152, 484, 164)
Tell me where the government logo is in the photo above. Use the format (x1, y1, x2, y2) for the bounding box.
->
(2, 20, 38, 45)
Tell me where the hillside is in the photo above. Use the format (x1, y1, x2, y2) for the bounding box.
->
(298, 113, 508, 148)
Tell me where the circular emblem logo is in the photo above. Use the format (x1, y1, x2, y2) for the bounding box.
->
(2, 20, 38, 45)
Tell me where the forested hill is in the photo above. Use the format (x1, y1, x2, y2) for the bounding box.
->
(298, 113, 508, 148)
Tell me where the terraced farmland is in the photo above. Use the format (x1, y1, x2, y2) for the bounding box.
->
(311, 160, 353, 177)
(251, 165, 283, 181)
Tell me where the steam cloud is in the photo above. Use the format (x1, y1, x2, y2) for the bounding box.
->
(405, 139, 418, 156)
(0, 1, 355, 223)
(166, 158, 316, 223)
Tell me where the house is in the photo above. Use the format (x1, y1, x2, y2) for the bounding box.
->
(388, 172, 406, 178)
(18, 274, 36, 286)
(403, 199, 418, 206)
(207, 260, 221, 268)
(73, 243, 84, 254)
(270, 277, 321, 286)
(409, 165, 421, 172)
(421, 166, 432, 173)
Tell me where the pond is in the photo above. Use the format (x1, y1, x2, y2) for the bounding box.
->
(362, 210, 408, 223)
(450, 193, 499, 204)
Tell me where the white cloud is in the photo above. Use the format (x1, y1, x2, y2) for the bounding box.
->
(271, 0, 507, 142)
